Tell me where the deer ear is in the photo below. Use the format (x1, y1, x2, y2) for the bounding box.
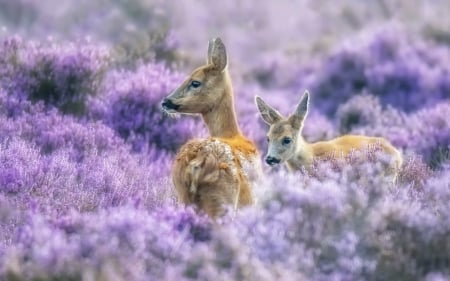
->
(289, 90, 310, 130)
(207, 38, 214, 65)
(255, 96, 283, 125)
(207, 37, 227, 72)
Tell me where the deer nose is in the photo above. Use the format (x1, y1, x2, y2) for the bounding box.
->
(161, 98, 180, 111)
(265, 156, 280, 166)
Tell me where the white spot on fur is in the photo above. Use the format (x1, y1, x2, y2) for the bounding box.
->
(203, 139, 238, 178)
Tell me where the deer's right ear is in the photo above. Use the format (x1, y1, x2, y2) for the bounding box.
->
(207, 37, 227, 72)
(289, 90, 310, 130)
(255, 96, 283, 125)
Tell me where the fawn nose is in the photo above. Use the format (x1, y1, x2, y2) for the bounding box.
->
(161, 98, 180, 111)
(265, 156, 280, 166)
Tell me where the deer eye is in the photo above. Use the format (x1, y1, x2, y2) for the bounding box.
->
(190, 80, 202, 88)
(282, 137, 292, 145)
(266, 137, 270, 142)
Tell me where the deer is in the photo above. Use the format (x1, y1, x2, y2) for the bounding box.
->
(161, 37, 260, 218)
(255, 90, 403, 180)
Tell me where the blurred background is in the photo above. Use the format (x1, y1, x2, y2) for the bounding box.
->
(2, 0, 449, 70)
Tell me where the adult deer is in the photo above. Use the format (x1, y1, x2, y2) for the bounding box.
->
(162, 38, 260, 218)
(255, 91, 402, 179)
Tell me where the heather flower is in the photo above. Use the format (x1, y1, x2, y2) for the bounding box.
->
(336, 93, 407, 135)
(397, 153, 433, 189)
(0, 108, 125, 161)
(2, 160, 450, 280)
(236, 163, 450, 280)
(90, 63, 206, 153)
(0, 36, 110, 115)
(302, 29, 450, 115)
(337, 93, 384, 134)
(2, 206, 195, 281)
(0, 138, 43, 194)
(0, 109, 176, 219)
(370, 191, 450, 279)
(0, 87, 35, 118)
(0, 142, 174, 218)
(156, 206, 213, 242)
(339, 98, 450, 168)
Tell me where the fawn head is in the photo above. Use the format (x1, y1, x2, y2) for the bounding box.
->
(162, 37, 230, 114)
(255, 91, 310, 166)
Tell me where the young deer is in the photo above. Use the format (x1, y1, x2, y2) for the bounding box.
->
(162, 38, 260, 218)
(255, 91, 403, 178)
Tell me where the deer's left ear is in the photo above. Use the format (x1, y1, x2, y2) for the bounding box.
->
(255, 96, 283, 125)
(289, 90, 309, 130)
(207, 37, 227, 72)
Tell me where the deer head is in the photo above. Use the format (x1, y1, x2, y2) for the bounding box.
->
(255, 91, 310, 166)
(162, 37, 231, 115)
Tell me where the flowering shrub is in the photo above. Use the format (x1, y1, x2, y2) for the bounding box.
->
(301, 30, 450, 115)
(90, 63, 206, 153)
(0, 137, 174, 213)
(0, 108, 124, 161)
(0, 37, 109, 115)
(337, 95, 450, 168)
(1, 161, 449, 280)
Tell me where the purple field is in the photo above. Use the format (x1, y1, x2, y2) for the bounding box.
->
(1, 1, 450, 280)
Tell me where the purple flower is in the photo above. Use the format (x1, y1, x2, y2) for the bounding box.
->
(89, 63, 206, 153)
(299, 29, 450, 115)
(0, 36, 109, 115)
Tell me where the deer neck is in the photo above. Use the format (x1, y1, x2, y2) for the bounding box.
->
(286, 136, 313, 171)
(202, 73, 241, 138)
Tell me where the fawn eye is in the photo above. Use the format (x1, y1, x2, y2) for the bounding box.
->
(190, 80, 202, 88)
(282, 137, 292, 145)
(266, 137, 270, 142)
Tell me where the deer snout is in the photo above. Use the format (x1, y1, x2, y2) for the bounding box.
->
(265, 156, 280, 166)
(161, 98, 180, 111)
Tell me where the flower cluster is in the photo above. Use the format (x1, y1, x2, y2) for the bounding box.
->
(300, 29, 450, 115)
(0, 37, 109, 115)
(1, 161, 449, 280)
(89, 63, 206, 153)
(337, 94, 450, 168)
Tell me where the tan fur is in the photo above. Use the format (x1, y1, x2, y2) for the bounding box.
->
(173, 137, 257, 218)
(256, 91, 403, 179)
(163, 38, 260, 218)
(286, 135, 403, 174)
(173, 139, 239, 218)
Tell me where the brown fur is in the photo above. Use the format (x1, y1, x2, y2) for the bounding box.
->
(173, 136, 257, 218)
(173, 139, 239, 217)
(163, 38, 260, 218)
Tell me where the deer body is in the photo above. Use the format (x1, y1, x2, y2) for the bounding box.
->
(285, 135, 402, 173)
(256, 91, 402, 177)
(162, 38, 260, 218)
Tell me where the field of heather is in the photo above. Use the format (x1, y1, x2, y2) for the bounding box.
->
(0, 1, 450, 280)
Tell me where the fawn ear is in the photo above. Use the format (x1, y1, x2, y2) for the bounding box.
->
(207, 37, 227, 72)
(255, 96, 283, 125)
(207, 38, 214, 65)
(289, 90, 309, 130)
